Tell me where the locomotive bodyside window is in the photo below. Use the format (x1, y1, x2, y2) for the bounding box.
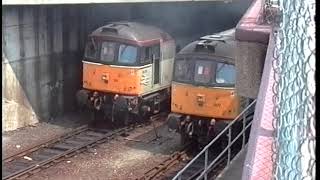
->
(194, 60, 212, 84)
(215, 63, 236, 86)
(174, 59, 194, 83)
(141, 44, 160, 64)
(100, 41, 116, 63)
(118, 44, 138, 64)
(152, 45, 160, 59)
(141, 47, 152, 64)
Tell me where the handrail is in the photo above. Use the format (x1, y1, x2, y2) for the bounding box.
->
(173, 99, 256, 180)
(196, 120, 253, 180)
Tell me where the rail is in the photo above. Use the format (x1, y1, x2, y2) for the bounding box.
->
(137, 144, 191, 180)
(3, 125, 89, 162)
(3, 113, 165, 180)
(3, 127, 127, 180)
(173, 99, 256, 180)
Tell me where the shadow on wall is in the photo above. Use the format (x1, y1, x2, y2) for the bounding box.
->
(2, 0, 252, 131)
(2, 6, 85, 131)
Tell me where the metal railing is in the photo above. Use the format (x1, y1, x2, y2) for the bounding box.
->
(173, 99, 256, 180)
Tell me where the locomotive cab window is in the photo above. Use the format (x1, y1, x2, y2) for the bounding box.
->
(215, 62, 236, 86)
(85, 39, 98, 59)
(118, 44, 138, 64)
(174, 58, 194, 83)
(101, 41, 117, 63)
(194, 60, 212, 84)
(84, 38, 162, 66)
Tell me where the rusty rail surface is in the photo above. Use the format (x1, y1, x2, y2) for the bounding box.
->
(137, 144, 230, 180)
(137, 145, 191, 180)
(3, 114, 165, 180)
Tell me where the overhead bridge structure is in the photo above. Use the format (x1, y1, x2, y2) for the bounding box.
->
(2, 0, 231, 5)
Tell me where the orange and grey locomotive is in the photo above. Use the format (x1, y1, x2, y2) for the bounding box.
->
(76, 22, 176, 125)
(167, 29, 251, 146)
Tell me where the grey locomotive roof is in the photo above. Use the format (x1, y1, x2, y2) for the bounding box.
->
(177, 28, 236, 61)
(90, 21, 173, 42)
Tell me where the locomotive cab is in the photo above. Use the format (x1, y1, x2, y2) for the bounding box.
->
(167, 29, 248, 146)
(77, 22, 175, 124)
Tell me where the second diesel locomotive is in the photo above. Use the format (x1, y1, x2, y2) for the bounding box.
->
(76, 22, 176, 125)
(167, 28, 251, 146)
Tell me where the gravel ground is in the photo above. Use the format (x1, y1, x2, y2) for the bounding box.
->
(2, 112, 92, 158)
(22, 119, 182, 180)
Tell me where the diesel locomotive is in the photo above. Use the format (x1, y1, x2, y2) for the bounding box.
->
(167, 28, 251, 145)
(76, 22, 175, 125)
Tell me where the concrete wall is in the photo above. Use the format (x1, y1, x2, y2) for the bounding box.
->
(235, 41, 267, 98)
(234, 0, 270, 99)
(2, 1, 251, 131)
(2, 6, 85, 131)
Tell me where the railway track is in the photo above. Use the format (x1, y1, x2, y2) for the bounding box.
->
(173, 119, 253, 180)
(137, 144, 229, 180)
(137, 144, 191, 180)
(3, 113, 166, 180)
(171, 121, 253, 179)
(139, 112, 255, 180)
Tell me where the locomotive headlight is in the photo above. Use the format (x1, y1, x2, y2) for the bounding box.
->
(210, 118, 216, 125)
(230, 91, 235, 96)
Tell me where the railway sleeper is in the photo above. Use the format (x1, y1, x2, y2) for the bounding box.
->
(91, 129, 111, 134)
(29, 152, 57, 162)
(10, 160, 31, 170)
(42, 148, 66, 155)
(5, 166, 25, 175)
(71, 137, 93, 143)
(64, 139, 87, 146)
(75, 135, 97, 141)
(85, 131, 105, 137)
